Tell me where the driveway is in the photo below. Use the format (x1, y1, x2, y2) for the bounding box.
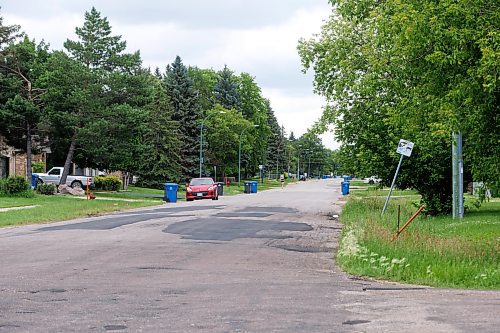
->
(0, 179, 498, 332)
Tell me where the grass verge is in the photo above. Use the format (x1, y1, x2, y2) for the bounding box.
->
(0, 194, 160, 228)
(337, 189, 499, 289)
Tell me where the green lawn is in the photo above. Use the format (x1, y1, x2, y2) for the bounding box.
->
(337, 189, 500, 289)
(0, 179, 291, 228)
(94, 185, 165, 201)
(0, 194, 160, 228)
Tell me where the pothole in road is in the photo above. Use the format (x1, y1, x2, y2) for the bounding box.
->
(137, 267, 182, 271)
(273, 244, 329, 253)
(342, 319, 371, 325)
(362, 286, 427, 291)
(215, 212, 272, 218)
(104, 325, 128, 331)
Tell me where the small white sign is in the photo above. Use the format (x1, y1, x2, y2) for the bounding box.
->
(259, 165, 263, 170)
(396, 139, 414, 157)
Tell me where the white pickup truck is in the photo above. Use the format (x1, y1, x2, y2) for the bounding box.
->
(34, 167, 93, 189)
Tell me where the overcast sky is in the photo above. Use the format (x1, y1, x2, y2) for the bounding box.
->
(2, 0, 338, 149)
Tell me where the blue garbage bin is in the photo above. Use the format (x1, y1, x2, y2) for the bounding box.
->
(31, 174, 38, 189)
(250, 181, 258, 193)
(163, 183, 178, 203)
(341, 181, 350, 195)
(343, 176, 351, 182)
(244, 181, 252, 194)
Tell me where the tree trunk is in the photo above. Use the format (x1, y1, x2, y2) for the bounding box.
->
(60, 133, 77, 185)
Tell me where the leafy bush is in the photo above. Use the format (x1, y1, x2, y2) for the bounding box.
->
(93, 175, 122, 191)
(31, 161, 45, 173)
(36, 183, 56, 195)
(0, 176, 34, 197)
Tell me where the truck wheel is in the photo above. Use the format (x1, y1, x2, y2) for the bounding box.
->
(71, 181, 83, 189)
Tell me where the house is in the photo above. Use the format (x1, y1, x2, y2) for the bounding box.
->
(0, 135, 48, 179)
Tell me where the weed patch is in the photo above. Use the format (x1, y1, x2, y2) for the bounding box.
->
(338, 191, 499, 289)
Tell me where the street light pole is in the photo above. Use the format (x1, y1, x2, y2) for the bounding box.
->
(308, 153, 311, 178)
(296, 154, 300, 179)
(239, 124, 259, 186)
(199, 111, 225, 177)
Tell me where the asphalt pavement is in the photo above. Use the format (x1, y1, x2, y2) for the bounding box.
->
(0, 179, 498, 332)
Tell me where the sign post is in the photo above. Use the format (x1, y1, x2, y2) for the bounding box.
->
(382, 139, 414, 215)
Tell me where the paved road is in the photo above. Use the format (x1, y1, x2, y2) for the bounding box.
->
(0, 179, 498, 332)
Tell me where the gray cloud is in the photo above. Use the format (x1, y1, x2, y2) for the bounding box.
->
(2, 0, 328, 28)
(1, 0, 338, 148)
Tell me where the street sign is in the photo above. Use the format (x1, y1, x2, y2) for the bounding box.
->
(382, 139, 415, 215)
(396, 139, 414, 157)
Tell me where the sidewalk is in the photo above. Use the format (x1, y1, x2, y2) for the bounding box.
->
(0, 205, 39, 212)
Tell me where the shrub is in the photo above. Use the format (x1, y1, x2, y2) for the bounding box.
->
(32, 161, 45, 173)
(93, 175, 122, 191)
(0, 176, 34, 197)
(36, 183, 56, 195)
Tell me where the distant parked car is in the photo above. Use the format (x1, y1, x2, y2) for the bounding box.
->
(363, 176, 381, 184)
(186, 177, 218, 201)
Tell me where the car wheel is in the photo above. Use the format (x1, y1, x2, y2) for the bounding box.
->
(369, 180, 374, 185)
(36, 179, 44, 187)
(71, 181, 83, 189)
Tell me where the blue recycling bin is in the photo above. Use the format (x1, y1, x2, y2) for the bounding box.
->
(341, 181, 350, 195)
(250, 181, 258, 193)
(31, 174, 38, 189)
(163, 183, 178, 203)
(343, 176, 351, 182)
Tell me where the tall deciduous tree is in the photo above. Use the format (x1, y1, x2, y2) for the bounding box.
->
(0, 37, 49, 181)
(204, 104, 252, 177)
(165, 56, 201, 180)
(52, 6, 143, 184)
(189, 66, 218, 114)
(298, 0, 500, 214)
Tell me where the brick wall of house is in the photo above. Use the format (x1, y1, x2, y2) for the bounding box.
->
(10, 152, 46, 178)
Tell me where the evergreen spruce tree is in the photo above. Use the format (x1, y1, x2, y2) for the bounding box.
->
(265, 100, 286, 176)
(136, 77, 182, 187)
(64, 7, 140, 70)
(214, 65, 240, 110)
(164, 56, 201, 180)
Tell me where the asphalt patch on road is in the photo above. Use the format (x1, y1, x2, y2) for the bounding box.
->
(38, 205, 225, 231)
(164, 218, 312, 241)
(236, 206, 298, 214)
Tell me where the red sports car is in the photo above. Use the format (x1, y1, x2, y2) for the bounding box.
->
(186, 177, 218, 201)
